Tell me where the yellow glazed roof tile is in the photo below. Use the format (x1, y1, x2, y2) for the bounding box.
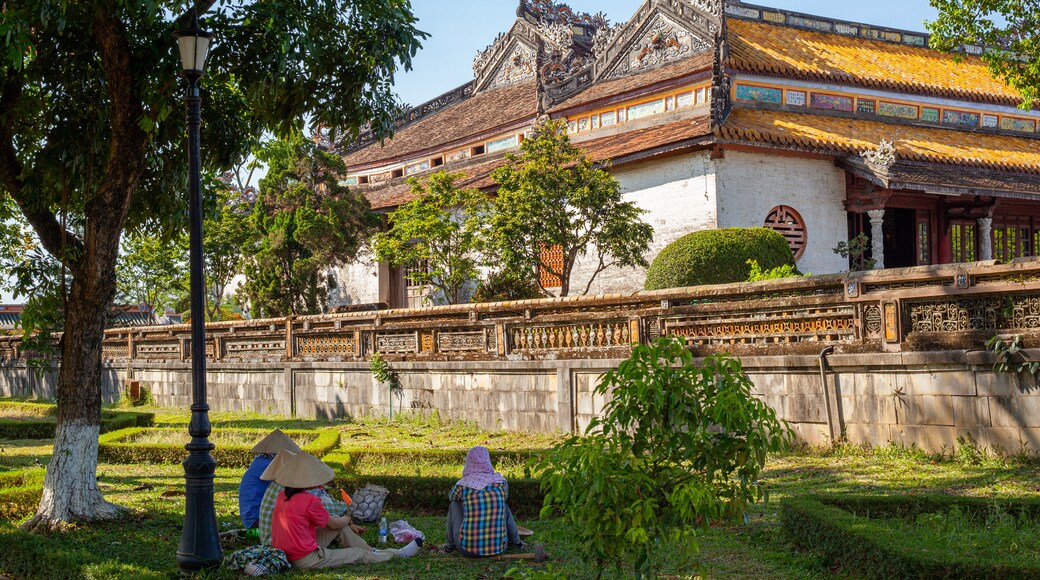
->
(728, 19, 1022, 107)
(719, 108, 1040, 174)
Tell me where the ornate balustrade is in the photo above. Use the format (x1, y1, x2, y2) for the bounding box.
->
(8, 258, 1040, 364)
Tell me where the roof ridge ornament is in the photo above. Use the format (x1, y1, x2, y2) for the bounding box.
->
(862, 139, 897, 170)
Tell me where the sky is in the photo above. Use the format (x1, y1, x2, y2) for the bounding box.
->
(392, 0, 941, 107)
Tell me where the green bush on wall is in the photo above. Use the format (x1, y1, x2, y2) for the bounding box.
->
(644, 227, 797, 290)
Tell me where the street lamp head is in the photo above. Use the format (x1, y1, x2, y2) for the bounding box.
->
(173, 16, 214, 79)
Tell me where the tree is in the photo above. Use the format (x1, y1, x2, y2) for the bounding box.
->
(0, 1, 425, 529)
(372, 171, 490, 305)
(243, 134, 380, 317)
(490, 120, 653, 297)
(204, 185, 252, 321)
(116, 232, 188, 318)
(928, 1, 1040, 108)
(533, 338, 793, 578)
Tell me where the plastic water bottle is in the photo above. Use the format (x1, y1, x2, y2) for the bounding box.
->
(378, 517, 388, 545)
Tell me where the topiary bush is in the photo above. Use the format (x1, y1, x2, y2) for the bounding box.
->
(0, 409, 153, 440)
(472, 269, 542, 303)
(644, 227, 797, 290)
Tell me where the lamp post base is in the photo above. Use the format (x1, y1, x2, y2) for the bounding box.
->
(176, 443, 221, 572)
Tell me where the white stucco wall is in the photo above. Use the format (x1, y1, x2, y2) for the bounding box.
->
(327, 246, 381, 307)
(570, 150, 718, 295)
(715, 150, 848, 276)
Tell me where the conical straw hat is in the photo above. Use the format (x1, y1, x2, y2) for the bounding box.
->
(260, 449, 297, 481)
(250, 429, 302, 454)
(274, 451, 336, 489)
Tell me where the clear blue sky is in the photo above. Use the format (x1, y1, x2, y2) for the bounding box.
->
(393, 0, 940, 107)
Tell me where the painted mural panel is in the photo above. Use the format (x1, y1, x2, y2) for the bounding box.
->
(942, 110, 979, 127)
(856, 99, 875, 114)
(786, 90, 806, 107)
(487, 135, 518, 153)
(878, 102, 918, 119)
(810, 93, 853, 112)
(921, 107, 940, 122)
(736, 84, 783, 104)
(627, 99, 665, 120)
(1000, 117, 1037, 133)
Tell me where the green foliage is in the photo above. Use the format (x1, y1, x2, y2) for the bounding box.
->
(746, 259, 807, 282)
(491, 120, 653, 297)
(928, 1, 1040, 109)
(203, 184, 254, 321)
(373, 171, 491, 305)
(472, 269, 543, 303)
(243, 133, 380, 316)
(957, 433, 985, 467)
(533, 337, 793, 577)
(116, 231, 187, 316)
(97, 427, 339, 467)
(986, 334, 1040, 377)
(781, 494, 1040, 578)
(645, 228, 796, 290)
(369, 352, 398, 385)
(833, 232, 876, 271)
(331, 474, 544, 519)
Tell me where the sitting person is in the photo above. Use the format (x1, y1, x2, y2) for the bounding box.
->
(444, 445, 523, 557)
(239, 429, 301, 530)
(271, 451, 422, 569)
(257, 449, 352, 546)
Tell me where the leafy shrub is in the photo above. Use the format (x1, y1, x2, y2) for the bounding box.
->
(0, 468, 46, 521)
(98, 428, 340, 467)
(0, 410, 153, 440)
(472, 269, 542, 302)
(781, 494, 1040, 579)
(644, 228, 796, 290)
(0, 401, 56, 418)
(746, 259, 806, 282)
(533, 337, 793, 577)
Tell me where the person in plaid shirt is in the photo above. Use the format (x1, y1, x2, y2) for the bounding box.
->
(444, 446, 523, 557)
(257, 450, 353, 546)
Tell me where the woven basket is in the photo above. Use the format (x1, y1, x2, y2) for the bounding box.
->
(347, 484, 390, 522)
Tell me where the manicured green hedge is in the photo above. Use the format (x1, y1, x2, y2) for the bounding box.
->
(97, 428, 340, 467)
(0, 468, 46, 521)
(644, 227, 796, 290)
(331, 448, 538, 468)
(332, 474, 544, 519)
(0, 400, 56, 417)
(781, 494, 1040, 579)
(0, 410, 154, 440)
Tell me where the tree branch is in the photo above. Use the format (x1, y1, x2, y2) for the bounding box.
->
(174, 0, 220, 29)
(0, 71, 84, 266)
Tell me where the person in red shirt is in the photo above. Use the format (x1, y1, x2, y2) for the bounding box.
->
(271, 451, 422, 569)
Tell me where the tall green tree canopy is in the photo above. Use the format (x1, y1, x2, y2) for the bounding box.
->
(372, 171, 490, 305)
(244, 133, 379, 317)
(490, 119, 653, 297)
(0, 0, 425, 529)
(928, 0, 1040, 108)
(204, 183, 253, 321)
(116, 231, 187, 317)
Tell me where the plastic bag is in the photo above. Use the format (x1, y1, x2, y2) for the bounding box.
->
(388, 519, 425, 544)
(348, 483, 389, 522)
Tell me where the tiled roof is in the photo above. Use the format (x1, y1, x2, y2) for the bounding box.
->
(718, 108, 1040, 174)
(576, 115, 713, 161)
(343, 81, 539, 169)
(727, 18, 1022, 107)
(362, 114, 712, 210)
(364, 156, 511, 210)
(551, 54, 714, 113)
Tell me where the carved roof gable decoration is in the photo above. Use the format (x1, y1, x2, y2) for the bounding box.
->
(594, 0, 720, 83)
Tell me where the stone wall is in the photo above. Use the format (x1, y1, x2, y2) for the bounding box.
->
(8, 351, 1037, 454)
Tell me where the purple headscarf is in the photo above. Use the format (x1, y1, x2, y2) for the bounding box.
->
(456, 446, 507, 490)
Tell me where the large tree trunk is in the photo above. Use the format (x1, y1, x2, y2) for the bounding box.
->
(24, 247, 126, 531)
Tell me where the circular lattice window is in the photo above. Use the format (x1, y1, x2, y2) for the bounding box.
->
(764, 205, 807, 260)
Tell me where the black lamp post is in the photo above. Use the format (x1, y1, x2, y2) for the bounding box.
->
(173, 16, 221, 573)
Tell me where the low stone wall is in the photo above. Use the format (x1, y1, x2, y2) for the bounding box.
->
(5, 350, 1036, 454)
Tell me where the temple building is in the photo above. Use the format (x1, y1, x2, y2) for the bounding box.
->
(323, 0, 1040, 308)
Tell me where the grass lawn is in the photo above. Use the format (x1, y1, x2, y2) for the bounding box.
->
(1, 404, 1039, 579)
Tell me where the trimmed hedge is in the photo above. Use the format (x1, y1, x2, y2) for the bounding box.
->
(332, 474, 544, 519)
(781, 494, 1040, 579)
(0, 410, 154, 440)
(644, 227, 796, 290)
(97, 427, 340, 467)
(330, 448, 538, 467)
(0, 468, 46, 521)
(0, 401, 56, 418)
